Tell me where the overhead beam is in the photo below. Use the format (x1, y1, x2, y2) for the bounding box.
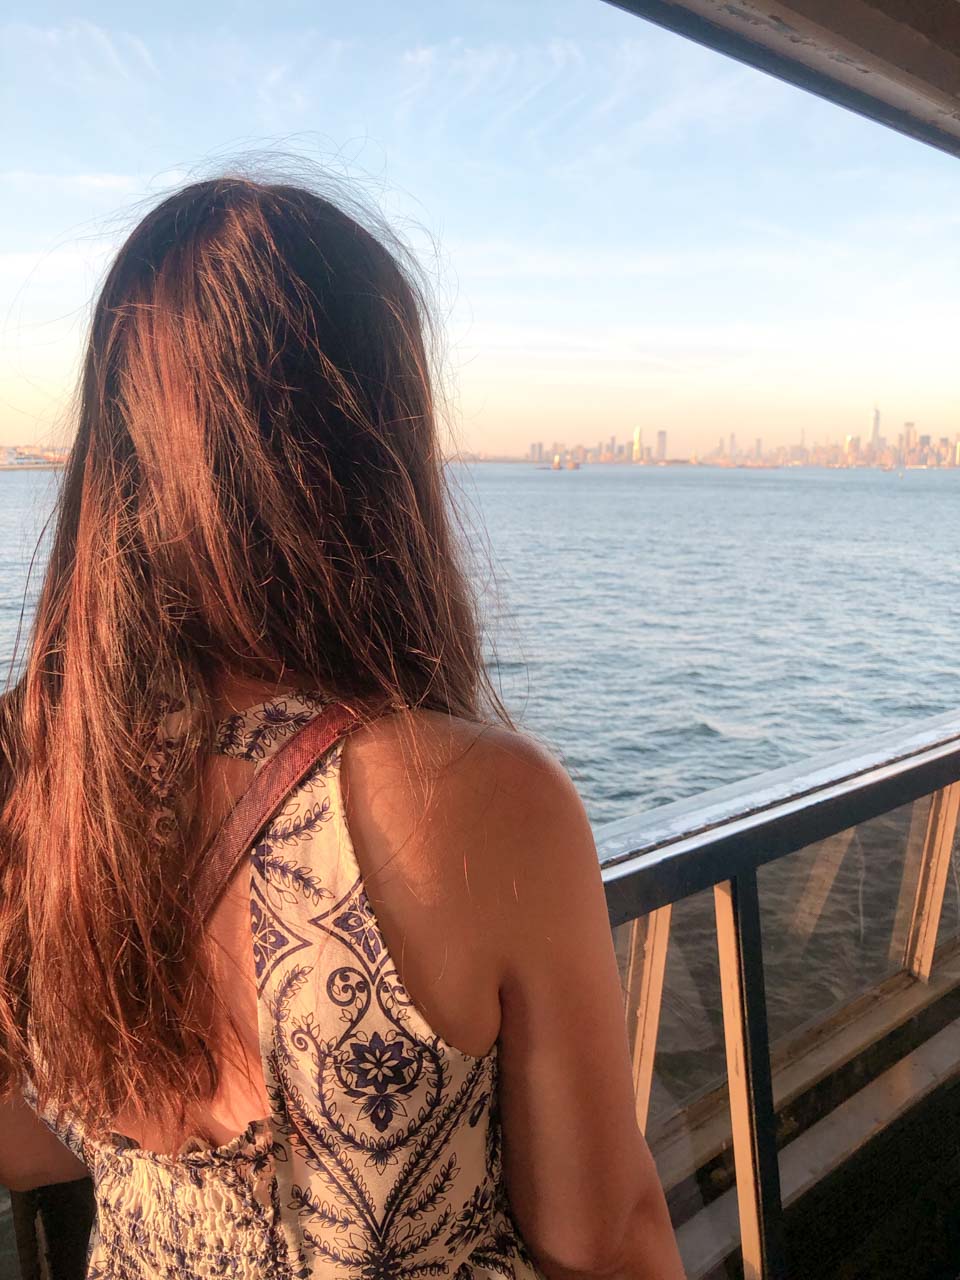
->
(604, 0, 960, 160)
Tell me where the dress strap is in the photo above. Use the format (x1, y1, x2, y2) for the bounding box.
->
(196, 695, 385, 921)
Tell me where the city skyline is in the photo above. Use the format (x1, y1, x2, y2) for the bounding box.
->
(488, 407, 960, 468)
(2, 1, 959, 455)
(5, 406, 959, 477)
(5, 405, 958, 472)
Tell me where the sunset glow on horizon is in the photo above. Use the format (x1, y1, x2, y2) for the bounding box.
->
(2, 0, 958, 459)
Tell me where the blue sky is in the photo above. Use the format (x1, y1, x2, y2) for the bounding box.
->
(2, 0, 959, 456)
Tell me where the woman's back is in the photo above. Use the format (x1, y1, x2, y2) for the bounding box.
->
(26, 685, 544, 1278)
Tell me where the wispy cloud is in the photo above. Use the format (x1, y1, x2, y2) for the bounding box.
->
(384, 30, 795, 184)
(390, 37, 595, 150)
(2, 18, 159, 85)
(247, 35, 349, 126)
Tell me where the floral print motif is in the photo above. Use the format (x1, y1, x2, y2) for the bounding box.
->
(217, 693, 335, 766)
(342, 1031, 419, 1133)
(25, 691, 543, 1280)
(250, 894, 313, 990)
(331, 887, 385, 966)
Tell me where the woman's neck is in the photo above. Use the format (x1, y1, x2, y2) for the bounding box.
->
(207, 670, 305, 722)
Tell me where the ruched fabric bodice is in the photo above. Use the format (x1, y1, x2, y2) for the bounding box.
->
(23, 691, 544, 1280)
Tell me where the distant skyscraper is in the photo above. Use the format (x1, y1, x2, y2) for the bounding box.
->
(871, 406, 881, 448)
(755, 438, 762, 460)
(632, 426, 642, 463)
(728, 433, 736, 460)
(656, 430, 667, 461)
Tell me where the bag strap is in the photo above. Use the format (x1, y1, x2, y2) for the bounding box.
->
(196, 697, 382, 921)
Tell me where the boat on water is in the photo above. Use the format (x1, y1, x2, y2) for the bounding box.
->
(7, 5, 960, 1280)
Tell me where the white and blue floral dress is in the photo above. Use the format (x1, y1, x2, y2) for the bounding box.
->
(23, 692, 544, 1280)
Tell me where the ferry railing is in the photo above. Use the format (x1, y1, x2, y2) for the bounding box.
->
(598, 708, 960, 1280)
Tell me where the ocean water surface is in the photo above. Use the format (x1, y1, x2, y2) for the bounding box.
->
(454, 462, 960, 822)
(4, 462, 960, 819)
(2, 461, 960, 1245)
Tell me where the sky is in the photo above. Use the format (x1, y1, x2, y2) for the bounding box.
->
(2, 0, 959, 458)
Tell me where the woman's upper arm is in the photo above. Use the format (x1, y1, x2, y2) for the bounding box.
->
(342, 709, 682, 1277)
(481, 735, 671, 1274)
(0, 1091, 90, 1193)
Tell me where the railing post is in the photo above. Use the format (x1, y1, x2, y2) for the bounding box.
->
(714, 872, 786, 1280)
(904, 781, 960, 981)
(10, 1188, 44, 1280)
(622, 905, 672, 1133)
(9, 1181, 94, 1280)
(888, 793, 934, 970)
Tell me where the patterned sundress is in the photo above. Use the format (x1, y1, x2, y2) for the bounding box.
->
(22, 691, 545, 1280)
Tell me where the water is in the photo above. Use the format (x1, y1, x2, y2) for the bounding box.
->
(2, 462, 959, 1231)
(5, 464, 960, 820)
(0, 469, 58, 687)
(454, 463, 960, 822)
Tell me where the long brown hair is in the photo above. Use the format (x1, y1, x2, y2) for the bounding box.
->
(0, 173, 510, 1140)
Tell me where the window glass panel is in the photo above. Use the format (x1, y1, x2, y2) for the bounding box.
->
(614, 888, 727, 1134)
(758, 794, 931, 1048)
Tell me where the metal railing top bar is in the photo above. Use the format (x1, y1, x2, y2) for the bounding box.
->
(598, 709, 960, 927)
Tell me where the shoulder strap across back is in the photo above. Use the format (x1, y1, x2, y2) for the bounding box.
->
(196, 696, 384, 921)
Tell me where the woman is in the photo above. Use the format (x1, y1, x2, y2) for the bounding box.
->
(0, 176, 684, 1279)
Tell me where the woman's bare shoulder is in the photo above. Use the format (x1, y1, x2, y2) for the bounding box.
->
(339, 707, 593, 1056)
(341, 706, 590, 916)
(346, 707, 565, 802)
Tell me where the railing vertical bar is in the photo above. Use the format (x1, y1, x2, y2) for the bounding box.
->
(905, 781, 960, 981)
(714, 872, 786, 1280)
(888, 793, 933, 970)
(10, 1188, 42, 1280)
(627, 905, 672, 1134)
